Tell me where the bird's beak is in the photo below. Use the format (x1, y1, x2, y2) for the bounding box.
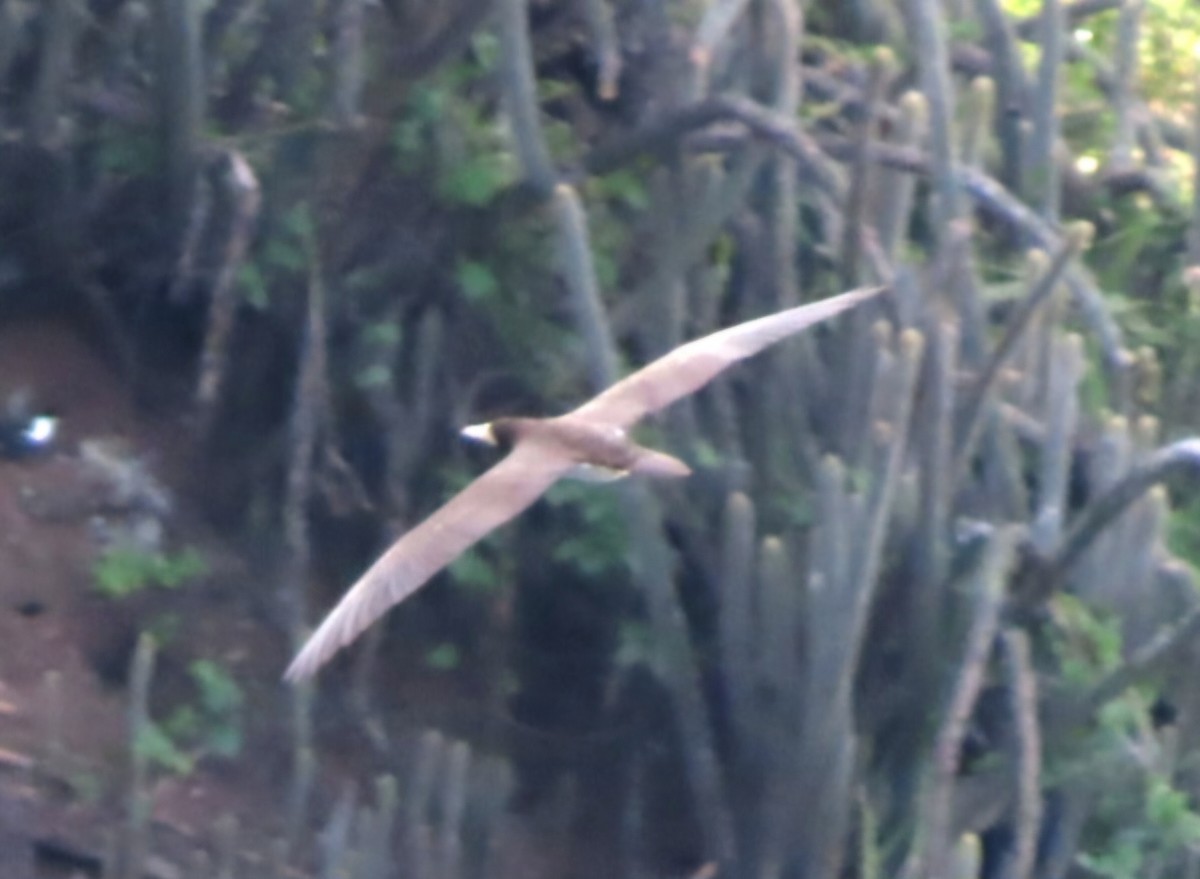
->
(23, 415, 58, 446)
(461, 422, 496, 445)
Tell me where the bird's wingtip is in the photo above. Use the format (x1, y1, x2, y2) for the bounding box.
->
(851, 284, 887, 302)
(283, 641, 324, 683)
(829, 284, 887, 314)
(282, 656, 311, 684)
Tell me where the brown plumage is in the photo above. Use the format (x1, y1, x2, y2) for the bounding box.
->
(285, 285, 882, 680)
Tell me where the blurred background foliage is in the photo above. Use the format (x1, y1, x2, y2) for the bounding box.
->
(5, 0, 1200, 878)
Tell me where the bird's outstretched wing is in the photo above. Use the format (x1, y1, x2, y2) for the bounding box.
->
(570, 286, 882, 428)
(285, 443, 570, 681)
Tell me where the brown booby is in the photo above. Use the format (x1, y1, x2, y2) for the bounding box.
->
(285, 285, 882, 680)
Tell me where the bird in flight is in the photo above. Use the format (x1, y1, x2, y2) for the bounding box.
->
(285, 285, 883, 680)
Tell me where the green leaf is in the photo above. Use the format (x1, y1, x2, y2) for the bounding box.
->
(355, 364, 393, 390)
(135, 722, 194, 775)
(94, 547, 154, 597)
(364, 321, 403, 348)
(206, 724, 242, 759)
(469, 32, 500, 72)
(283, 203, 315, 243)
(93, 547, 206, 599)
(409, 83, 446, 123)
(98, 132, 158, 176)
(164, 705, 200, 740)
(692, 439, 722, 469)
(448, 548, 499, 592)
(438, 153, 514, 207)
(592, 169, 650, 211)
(425, 643, 461, 671)
(546, 485, 628, 576)
(190, 660, 243, 716)
(263, 235, 304, 273)
(237, 262, 269, 310)
(154, 548, 207, 588)
(392, 120, 427, 172)
(456, 260, 500, 303)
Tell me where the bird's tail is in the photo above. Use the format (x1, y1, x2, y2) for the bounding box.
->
(631, 448, 692, 478)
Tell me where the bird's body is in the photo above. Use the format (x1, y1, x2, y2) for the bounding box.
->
(285, 285, 883, 680)
(480, 416, 692, 480)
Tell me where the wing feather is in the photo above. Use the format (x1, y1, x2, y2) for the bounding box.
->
(571, 286, 882, 427)
(285, 443, 569, 680)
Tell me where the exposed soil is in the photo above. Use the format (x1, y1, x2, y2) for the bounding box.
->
(0, 317, 302, 875)
(0, 318, 655, 879)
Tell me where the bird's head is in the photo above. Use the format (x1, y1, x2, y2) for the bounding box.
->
(460, 422, 498, 446)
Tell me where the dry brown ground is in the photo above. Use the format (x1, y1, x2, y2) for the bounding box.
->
(0, 318, 626, 878)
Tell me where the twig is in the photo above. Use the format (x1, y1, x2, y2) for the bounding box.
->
(330, 0, 365, 128)
(876, 92, 927, 257)
(1033, 334, 1084, 549)
(920, 526, 1019, 879)
(195, 150, 262, 442)
(1001, 628, 1042, 879)
(152, 0, 205, 240)
(910, 320, 957, 705)
(0, 0, 20, 111)
(284, 742, 315, 857)
(717, 491, 757, 747)
(283, 217, 326, 643)
(357, 775, 399, 879)
(215, 813, 238, 879)
(953, 227, 1086, 486)
(269, 0, 318, 103)
(497, 0, 556, 193)
(203, 0, 266, 61)
(757, 535, 804, 875)
(1013, 0, 1122, 40)
(1187, 69, 1200, 264)
(551, 183, 621, 391)
(0, 787, 35, 879)
(758, 0, 828, 481)
(29, 0, 79, 146)
(584, 98, 1126, 378)
(1109, 0, 1144, 169)
(1040, 440, 1200, 594)
(959, 77, 995, 169)
(167, 169, 213, 306)
(1083, 603, 1200, 717)
(800, 330, 924, 879)
(620, 483, 738, 866)
(1069, 414, 1131, 597)
(765, 0, 801, 301)
(281, 218, 325, 847)
(389, 0, 498, 79)
(122, 634, 157, 879)
(943, 217, 990, 368)
(973, 0, 1028, 189)
(41, 670, 65, 776)
(1028, 0, 1063, 221)
(691, 0, 753, 78)
(901, 0, 962, 232)
(580, 0, 621, 101)
(841, 49, 892, 286)
(585, 94, 841, 198)
(319, 781, 358, 876)
(437, 741, 471, 877)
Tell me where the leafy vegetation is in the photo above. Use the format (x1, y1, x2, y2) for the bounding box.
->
(134, 660, 244, 775)
(8, 0, 1200, 875)
(93, 547, 208, 599)
(424, 642, 462, 671)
